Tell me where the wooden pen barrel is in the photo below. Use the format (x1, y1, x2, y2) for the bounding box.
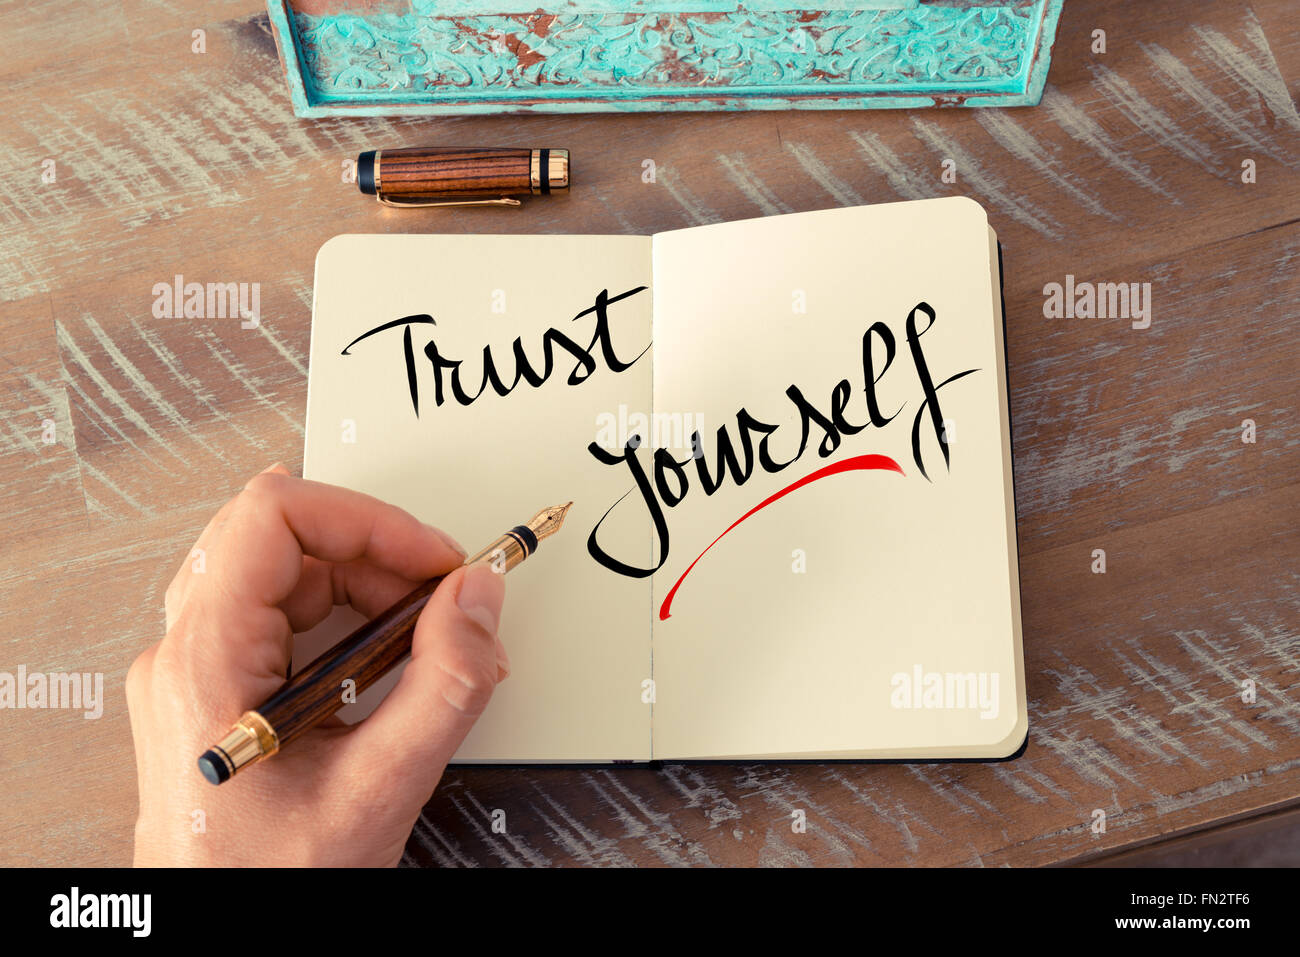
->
(358, 147, 569, 199)
(258, 575, 445, 745)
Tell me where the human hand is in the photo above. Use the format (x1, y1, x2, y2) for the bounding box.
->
(127, 463, 509, 866)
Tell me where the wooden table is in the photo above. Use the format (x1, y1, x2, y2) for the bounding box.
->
(1, 0, 1296, 867)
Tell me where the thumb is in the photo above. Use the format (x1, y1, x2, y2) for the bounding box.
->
(341, 563, 507, 794)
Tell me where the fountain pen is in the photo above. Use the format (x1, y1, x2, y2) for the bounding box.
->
(196, 503, 572, 785)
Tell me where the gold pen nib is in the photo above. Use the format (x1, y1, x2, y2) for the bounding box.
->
(527, 502, 573, 541)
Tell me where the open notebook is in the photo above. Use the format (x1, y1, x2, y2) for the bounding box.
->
(299, 197, 1026, 762)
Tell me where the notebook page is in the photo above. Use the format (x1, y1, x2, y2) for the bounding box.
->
(303, 233, 653, 762)
(649, 198, 1026, 759)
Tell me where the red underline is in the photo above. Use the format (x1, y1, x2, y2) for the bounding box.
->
(658, 453, 905, 621)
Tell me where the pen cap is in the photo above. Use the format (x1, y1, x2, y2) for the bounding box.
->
(356, 147, 569, 199)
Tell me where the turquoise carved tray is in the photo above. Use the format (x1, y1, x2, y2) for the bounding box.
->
(266, 0, 1063, 116)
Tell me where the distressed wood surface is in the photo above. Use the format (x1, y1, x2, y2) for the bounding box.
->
(0, 0, 1296, 867)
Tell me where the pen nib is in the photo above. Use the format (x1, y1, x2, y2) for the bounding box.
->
(527, 502, 573, 541)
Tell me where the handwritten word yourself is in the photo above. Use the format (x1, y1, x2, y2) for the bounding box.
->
(587, 302, 978, 577)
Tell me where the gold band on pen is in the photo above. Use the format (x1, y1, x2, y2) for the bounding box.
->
(465, 531, 529, 573)
(207, 710, 279, 779)
(548, 150, 569, 193)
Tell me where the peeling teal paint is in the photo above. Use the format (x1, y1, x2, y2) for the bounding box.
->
(265, 1, 1063, 117)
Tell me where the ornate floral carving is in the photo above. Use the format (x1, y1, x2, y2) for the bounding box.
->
(292, 5, 1040, 103)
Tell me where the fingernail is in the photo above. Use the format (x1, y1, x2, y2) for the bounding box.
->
(457, 564, 504, 636)
(427, 523, 467, 558)
(494, 635, 511, 680)
(260, 462, 285, 475)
